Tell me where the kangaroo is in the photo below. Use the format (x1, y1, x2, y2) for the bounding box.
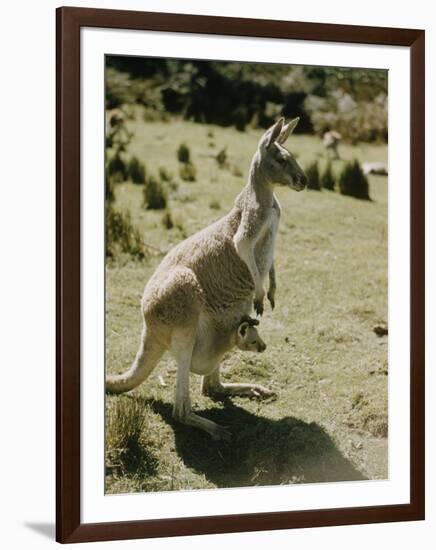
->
(323, 129, 342, 160)
(199, 316, 270, 400)
(193, 315, 266, 379)
(106, 118, 306, 440)
(233, 116, 306, 315)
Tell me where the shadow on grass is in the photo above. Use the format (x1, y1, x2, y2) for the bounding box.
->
(149, 399, 366, 488)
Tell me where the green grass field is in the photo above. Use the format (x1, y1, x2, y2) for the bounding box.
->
(105, 118, 388, 494)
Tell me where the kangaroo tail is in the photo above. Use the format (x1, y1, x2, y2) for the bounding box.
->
(106, 322, 164, 394)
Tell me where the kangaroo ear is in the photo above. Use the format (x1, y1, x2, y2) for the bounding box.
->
(238, 322, 249, 337)
(260, 118, 284, 149)
(277, 117, 300, 144)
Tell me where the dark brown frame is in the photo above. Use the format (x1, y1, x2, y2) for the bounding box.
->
(56, 6, 425, 544)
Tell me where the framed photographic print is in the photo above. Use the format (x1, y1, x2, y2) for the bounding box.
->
(56, 7, 425, 543)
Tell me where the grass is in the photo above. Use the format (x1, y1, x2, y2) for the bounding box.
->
(105, 118, 388, 494)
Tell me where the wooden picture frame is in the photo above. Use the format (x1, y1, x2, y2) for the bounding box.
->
(56, 6, 425, 543)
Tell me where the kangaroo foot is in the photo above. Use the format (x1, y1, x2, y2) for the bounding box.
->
(210, 423, 232, 442)
(210, 382, 276, 399)
(233, 384, 276, 399)
(175, 409, 232, 441)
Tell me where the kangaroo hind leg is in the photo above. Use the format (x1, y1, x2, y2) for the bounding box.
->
(171, 327, 231, 441)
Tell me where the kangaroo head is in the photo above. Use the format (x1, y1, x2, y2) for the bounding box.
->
(236, 318, 267, 353)
(256, 117, 307, 191)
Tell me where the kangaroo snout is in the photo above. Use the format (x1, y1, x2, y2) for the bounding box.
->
(257, 341, 267, 353)
(295, 173, 307, 190)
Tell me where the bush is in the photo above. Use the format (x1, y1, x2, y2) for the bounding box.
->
(106, 206, 146, 260)
(232, 164, 244, 178)
(105, 398, 158, 476)
(167, 180, 179, 193)
(305, 161, 321, 191)
(143, 175, 167, 209)
(158, 166, 174, 182)
(233, 106, 247, 131)
(177, 143, 191, 163)
(127, 156, 146, 184)
(179, 162, 197, 182)
(161, 210, 174, 230)
(105, 68, 137, 109)
(215, 147, 228, 169)
(321, 162, 335, 191)
(209, 199, 221, 210)
(106, 61, 387, 139)
(339, 160, 371, 200)
(231, 164, 243, 178)
(105, 169, 115, 204)
(107, 152, 127, 182)
(305, 91, 388, 143)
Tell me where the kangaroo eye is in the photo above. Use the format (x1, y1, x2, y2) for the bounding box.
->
(251, 340, 257, 344)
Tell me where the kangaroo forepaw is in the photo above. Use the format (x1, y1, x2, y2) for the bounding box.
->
(267, 291, 275, 310)
(254, 297, 264, 316)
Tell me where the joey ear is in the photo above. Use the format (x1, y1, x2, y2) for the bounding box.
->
(238, 322, 249, 337)
(277, 117, 300, 144)
(260, 118, 284, 149)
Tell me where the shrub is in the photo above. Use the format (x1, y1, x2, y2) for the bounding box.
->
(161, 210, 174, 230)
(339, 160, 371, 200)
(177, 143, 191, 163)
(231, 164, 243, 178)
(158, 166, 174, 182)
(142, 107, 171, 123)
(106, 206, 146, 260)
(215, 147, 228, 169)
(107, 152, 127, 183)
(106, 68, 139, 109)
(105, 169, 115, 204)
(105, 398, 158, 476)
(305, 161, 321, 191)
(127, 156, 146, 184)
(143, 175, 167, 209)
(179, 162, 197, 182)
(305, 91, 388, 143)
(167, 180, 179, 193)
(321, 162, 335, 191)
(209, 199, 221, 210)
(233, 106, 247, 131)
